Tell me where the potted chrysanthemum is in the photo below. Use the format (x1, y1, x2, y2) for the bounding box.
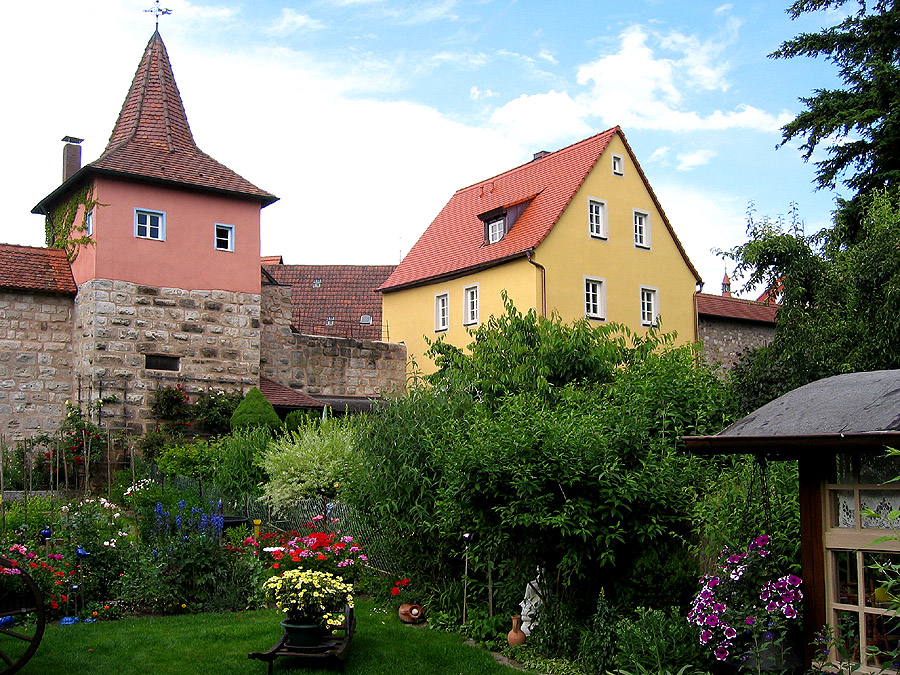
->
(263, 569, 355, 647)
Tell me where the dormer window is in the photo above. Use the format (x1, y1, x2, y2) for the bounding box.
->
(479, 197, 534, 246)
(487, 217, 505, 244)
(312, 279, 322, 288)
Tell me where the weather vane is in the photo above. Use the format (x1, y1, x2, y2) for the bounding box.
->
(145, 0, 172, 30)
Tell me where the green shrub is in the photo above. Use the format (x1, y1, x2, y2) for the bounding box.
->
(528, 596, 581, 661)
(151, 385, 191, 422)
(213, 427, 270, 513)
(614, 607, 706, 673)
(193, 390, 243, 435)
(230, 387, 280, 432)
(577, 592, 617, 674)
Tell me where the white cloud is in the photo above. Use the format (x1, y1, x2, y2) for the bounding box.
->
(488, 91, 591, 147)
(649, 146, 671, 164)
(538, 48, 558, 65)
(676, 149, 716, 171)
(268, 9, 324, 36)
(470, 86, 499, 100)
(574, 25, 789, 132)
(715, 4, 733, 15)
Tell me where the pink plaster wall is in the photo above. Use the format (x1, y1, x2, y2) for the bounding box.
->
(71, 176, 262, 294)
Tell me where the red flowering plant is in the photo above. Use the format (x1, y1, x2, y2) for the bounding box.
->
(259, 518, 368, 583)
(688, 534, 803, 667)
(1, 543, 77, 619)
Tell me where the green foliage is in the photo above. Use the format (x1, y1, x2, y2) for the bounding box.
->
(212, 427, 270, 510)
(193, 390, 243, 435)
(528, 596, 582, 660)
(156, 439, 217, 484)
(576, 592, 618, 675)
(691, 457, 801, 575)
(725, 191, 900, 413)
(771, 0, 900, 209)
(151, 385, 191, 422)
(45, 183, 100, 261)
(346, 298, 732, 625)
(230, 387, 281, 432)
(258, 417, 354, 513)
(614, 607, 707, 674)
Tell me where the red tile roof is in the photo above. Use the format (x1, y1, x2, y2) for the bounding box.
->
(259, 377, 325, 409)
(695, 293, 777, 323)
(0, 244, 77, 294)
(379, 127, 699, 292)
(33, 31, 276, 215)
(263, 263, 395, 340)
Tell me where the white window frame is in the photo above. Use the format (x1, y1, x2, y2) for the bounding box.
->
(434, 292, 449, 332)
(134, 208, 165, 241)
(214, 223, 234, 251)
(640, 286, 659, 327)
(612, 154, 624, 176)
(487, 217, 505, 244)
(584, 277, 606, 320)
(633, 209, 651, 249)
(463, 284, 479, 326)
(588, 198, 608, 239)
(84, 208, 94, 237)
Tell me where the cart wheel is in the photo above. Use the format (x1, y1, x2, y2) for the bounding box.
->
(0, 556, 45, 675)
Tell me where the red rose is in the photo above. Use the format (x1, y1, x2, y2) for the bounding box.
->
(391, 587, 400, 596)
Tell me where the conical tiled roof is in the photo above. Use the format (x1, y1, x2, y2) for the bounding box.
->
(93, 31, 276, 203)
(34, 31, 276, 213)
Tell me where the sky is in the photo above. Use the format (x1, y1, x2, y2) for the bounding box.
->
(1, 0, 849, 296)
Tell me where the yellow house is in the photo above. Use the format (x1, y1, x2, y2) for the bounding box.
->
(379, 127, 701, 371)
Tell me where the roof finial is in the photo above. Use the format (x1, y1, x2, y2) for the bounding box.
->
(145, 0, 172, 30)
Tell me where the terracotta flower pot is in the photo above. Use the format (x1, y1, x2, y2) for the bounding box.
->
(398, 602, 424, 623)
(507, 614, 526, 646)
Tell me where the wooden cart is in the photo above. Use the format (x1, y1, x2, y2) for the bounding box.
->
(249, 605, 355, 674)
(0, 557, 45, 675)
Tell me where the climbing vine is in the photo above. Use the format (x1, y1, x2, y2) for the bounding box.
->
(45, 184, 102, 262)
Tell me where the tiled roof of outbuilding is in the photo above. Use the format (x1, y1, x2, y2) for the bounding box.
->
(0, 244, 77, 294)
(379, 126, 699, 292)
(695, 293, 777, 324)
(259, 377, 325, 409)
(262, 263, 395, 341)
(33, 31, 276, 215)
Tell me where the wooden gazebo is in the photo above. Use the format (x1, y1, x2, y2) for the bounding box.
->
(685, 370, 900, 672)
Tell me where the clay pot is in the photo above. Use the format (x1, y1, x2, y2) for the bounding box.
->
(507, 614, 526, 646)
(398, 602, 424, 623)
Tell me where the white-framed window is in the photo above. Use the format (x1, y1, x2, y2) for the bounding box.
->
(434, 292, 449, 332)
(584, 277, 606, 320)
(824, 453, 900, 673)
(633, 209, 651, 249)
(214, 223, 234, 251)
(463, 284, 479, 326)
(640, 286, 659, 326)
(588, 198, 608, 239)
(135, 208, 165, 241)
(84, 208, 94, 237)
(487, 217, 506, 244)
(326, 316, 335, 326)
(612, 154, 624, 176)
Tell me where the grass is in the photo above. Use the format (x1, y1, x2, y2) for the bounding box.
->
(19, 599, 518, 675)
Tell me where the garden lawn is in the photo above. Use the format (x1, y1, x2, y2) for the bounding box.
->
(20, 599, 516, 675)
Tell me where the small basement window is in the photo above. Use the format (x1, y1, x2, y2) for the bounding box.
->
(145, 354, 180, 371)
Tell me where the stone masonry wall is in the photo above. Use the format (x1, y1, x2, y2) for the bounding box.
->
(699, 316, 775, 369)
(0, 290, 74, 439)
(73, 279, 261, 434)
(261, 283, 407, 398)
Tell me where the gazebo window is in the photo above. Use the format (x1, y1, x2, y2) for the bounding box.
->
(825, 452, 900, 672)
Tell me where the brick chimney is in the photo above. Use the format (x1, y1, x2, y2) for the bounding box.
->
(61, 136, 84, 182)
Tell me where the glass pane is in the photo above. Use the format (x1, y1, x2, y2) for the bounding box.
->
(860, 491, 900, 529)
(831, 453, 855, 484)
(834, 610, 862, 666)
(860, 452, 900, 485)
(865, 612, 900, 667)
(864, 551, 900, 608)
(832, 490, 856, 528)
(834, 550, 859, 605)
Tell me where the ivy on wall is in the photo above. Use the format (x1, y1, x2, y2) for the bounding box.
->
(45, 184, 103, 262)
